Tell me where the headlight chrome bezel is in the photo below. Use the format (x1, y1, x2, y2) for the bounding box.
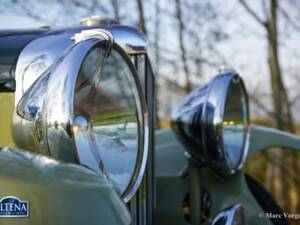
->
(172, 72, 250, 175)
(13, 29, 149, 202)
(202, 73, 250, 175)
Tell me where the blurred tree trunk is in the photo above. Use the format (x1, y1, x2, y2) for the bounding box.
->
(111, 0, 120, 22)
(154, 0, 161, 128)
(267, 0, 294, 133)
(267, 0, 298, 213)
(154, 0, 160, 74)
(175, 0, 192, 94)
(240, 0, 297, 212)
(135, 0, 147, 36)
(267, 1, 289, 211)
(135, 0, 161, 130)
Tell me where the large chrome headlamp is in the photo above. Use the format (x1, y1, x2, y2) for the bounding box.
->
(172, 72, 249, 175)
(13, 29, 148, 202)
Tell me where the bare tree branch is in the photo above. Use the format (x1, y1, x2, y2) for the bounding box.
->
(135, 0, 147, 36)
(249, 94, 276, 118)
(111, 0, 120, 22)
(278, 7, 300, 33)
(175, 0, 191, 94)
(239, 0, 267, 27)
(263, 151, 299, 185)
(262, 0, 270, 21)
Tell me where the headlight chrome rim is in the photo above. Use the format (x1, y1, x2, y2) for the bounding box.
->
(100, 43, 148, 203)
(201, 73, 250, 175)
(171, 71, 249, 175)
(46, 40, 149, 202)
(16, 33, 149, 202)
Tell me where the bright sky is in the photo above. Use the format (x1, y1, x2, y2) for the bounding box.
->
(0, 0, 299, 120)
(0, 13, 43, 29)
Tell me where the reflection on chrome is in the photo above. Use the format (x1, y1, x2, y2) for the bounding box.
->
(12, 27, 149, 203)
(74, 47, 140, 195)
(93, 123, 138, 193)
(171, 72, 249, 175)
(211, 204, 246, 225)
(222, 79, 248, 170)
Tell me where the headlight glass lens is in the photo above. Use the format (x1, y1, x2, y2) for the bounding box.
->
(74, 47, 142, 195)
(222, 79, 248, 169)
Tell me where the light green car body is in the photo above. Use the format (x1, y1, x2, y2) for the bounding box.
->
(0, 95, 131, 225)
(155, 129, 272, 225)
(2, 91, 300, 224)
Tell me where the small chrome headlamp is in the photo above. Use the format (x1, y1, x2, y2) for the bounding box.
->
(172, 72, 249, 175)
(13, 29, 148, 202)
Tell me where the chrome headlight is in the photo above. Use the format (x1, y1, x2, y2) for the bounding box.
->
(172, 72, 249, 175)
(13, 30, 148, 202)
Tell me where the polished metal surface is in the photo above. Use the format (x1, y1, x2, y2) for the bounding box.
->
(171, 72, 249, 175)
(0, 29, 48, 92)
(80, 15, 119, 26)
(128, 55, 155, 225)
(15, 38, 108, 157)
(11, 23, 152, 224)
(211, 204, 246, 225)
(222, 78, 249, 169)
(0, 29, 48, 81)
(144, 56, 156, 225)
(73, 44, 149, 202)
(13, 28, 149, 203)
(14, 25, 147, 107)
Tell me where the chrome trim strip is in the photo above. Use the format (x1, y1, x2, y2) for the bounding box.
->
(114, 44, 149, 203)
(211, 204, 246, 225)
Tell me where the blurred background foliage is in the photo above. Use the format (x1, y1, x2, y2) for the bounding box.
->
(1, 0, 300, 223)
